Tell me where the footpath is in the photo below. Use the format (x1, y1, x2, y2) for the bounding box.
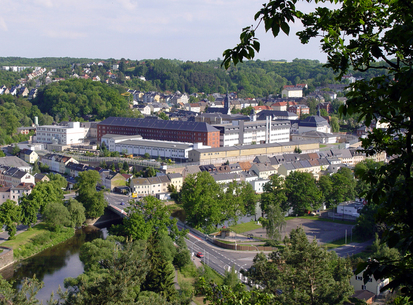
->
(0, 224, 31, 244)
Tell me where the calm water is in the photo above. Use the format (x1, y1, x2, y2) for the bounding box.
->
(0, 225, 111, 302)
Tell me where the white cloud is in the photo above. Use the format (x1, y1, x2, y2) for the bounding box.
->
(0, 17, 7, 31)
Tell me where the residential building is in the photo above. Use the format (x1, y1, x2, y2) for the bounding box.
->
(41, 154, 79, 174)
(249, 178, 270, 193)
(288, 104, 310, 117)
(19, 149, 39, 164)
(97, 117, 221, 148)
(0, 156, 32, 172)
(65, 162, 94, 177)
(211, 172, 241, 184)
(130, 176, 170, 197)
(99, 170, 127, 191)
(0, 166, 35, 187)
(298, 115, 331, 134)
(282, 87, 303, 98)
(167, 173, 183, 192)
(250, 163, 277, 179)
(350, 269, 389, 297)
(0, 183, 34, 205)
(34, 173, 50, 184)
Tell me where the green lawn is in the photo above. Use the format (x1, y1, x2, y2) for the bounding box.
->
(2, 223, 75, 260)
(229, 221, 262, 234)
(2, 223, 50, 249)
(322, 235, 366, 250)
(285, 215, 356, 225)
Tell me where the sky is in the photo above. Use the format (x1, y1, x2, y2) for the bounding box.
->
(0, 0, 330, 63)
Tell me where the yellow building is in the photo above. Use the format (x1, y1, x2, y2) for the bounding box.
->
(188, 140, 320, 165)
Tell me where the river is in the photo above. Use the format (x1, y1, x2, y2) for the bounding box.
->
(0, 224, 113, 302)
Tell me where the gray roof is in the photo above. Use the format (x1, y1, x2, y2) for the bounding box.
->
(0, 156, 31, 169)
(257, 110, 299, 120)
(298, 115, 329, 128)
(331, 148, 353, 159)
(211, 172, 239, 182)
(167, 173, 182, 179)
(99, 117, 219, 133)
(184, 165, 201, 175)
(118, 139, 193, 150)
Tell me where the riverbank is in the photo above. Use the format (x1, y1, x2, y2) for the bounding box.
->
(1, 223, 75, 262)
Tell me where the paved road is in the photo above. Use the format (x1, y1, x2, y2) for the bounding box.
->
(98, 193, 372, 275)
(184, 232, 256, 278)
(244, 217, 355, 245)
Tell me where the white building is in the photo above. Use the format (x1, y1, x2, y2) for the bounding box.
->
(298, 116, 331, 134)
(282, 87, 303, 98)
(249, 178, 270, 193)
(101, 134, 209, 160)
(336, 200, 364, 217)
(213, 119, 290, 147)
(35, 122, 85, 145)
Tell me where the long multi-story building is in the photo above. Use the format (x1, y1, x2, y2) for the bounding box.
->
(213, 118, 291, 147)
(35, 122, 85, 145)
(97, 117, 221, 148)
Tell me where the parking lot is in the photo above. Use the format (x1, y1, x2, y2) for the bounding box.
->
(244, 217, 355, 245)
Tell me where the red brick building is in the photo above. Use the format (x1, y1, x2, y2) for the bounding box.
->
(97, 117, 221, 148)
(288, 105, 310, 117)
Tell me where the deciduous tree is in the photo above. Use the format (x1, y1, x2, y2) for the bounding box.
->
(75, 170, 107, 219)
(222, 0, 413, 292)
(246, 228, 353, 305)
(285, 171, 322, 215)
(0, 200, 21, 239)
(181, 172, 224, 232)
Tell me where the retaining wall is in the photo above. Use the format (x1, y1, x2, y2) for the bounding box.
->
(212, 239, 275, 252)
(0, 246, 14, 269)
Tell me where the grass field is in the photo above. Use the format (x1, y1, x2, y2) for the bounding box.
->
(229, 221, 262, 234)
(285, 215, 356, 225)
(322, 235, 366, 250)
(2, 223, 50, 249)
(2, 223, 75, 260)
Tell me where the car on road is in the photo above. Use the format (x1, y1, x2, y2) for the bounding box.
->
(196, 252, 204, 258)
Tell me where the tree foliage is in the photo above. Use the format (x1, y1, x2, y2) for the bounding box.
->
(180, 172, 257, 232)
(42, 201, 71, 232)
(75, 170, 107, 219)
(0, 200, 21, 239)
(223, 0, 413, 293)
(246, 227, 353, 305)
(284, 171, 322, 215)
(110, 196, 175, 241)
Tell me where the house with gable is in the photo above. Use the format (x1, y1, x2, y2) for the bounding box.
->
(19, 149, 39, 164)
(0, 156, 32, 172)
(100, 170, 127, 191)
(250, 163, 277, 179)
(41, 154, 79, 174)
(167, 173, 183, 192)
(0, 166, 35, 187)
